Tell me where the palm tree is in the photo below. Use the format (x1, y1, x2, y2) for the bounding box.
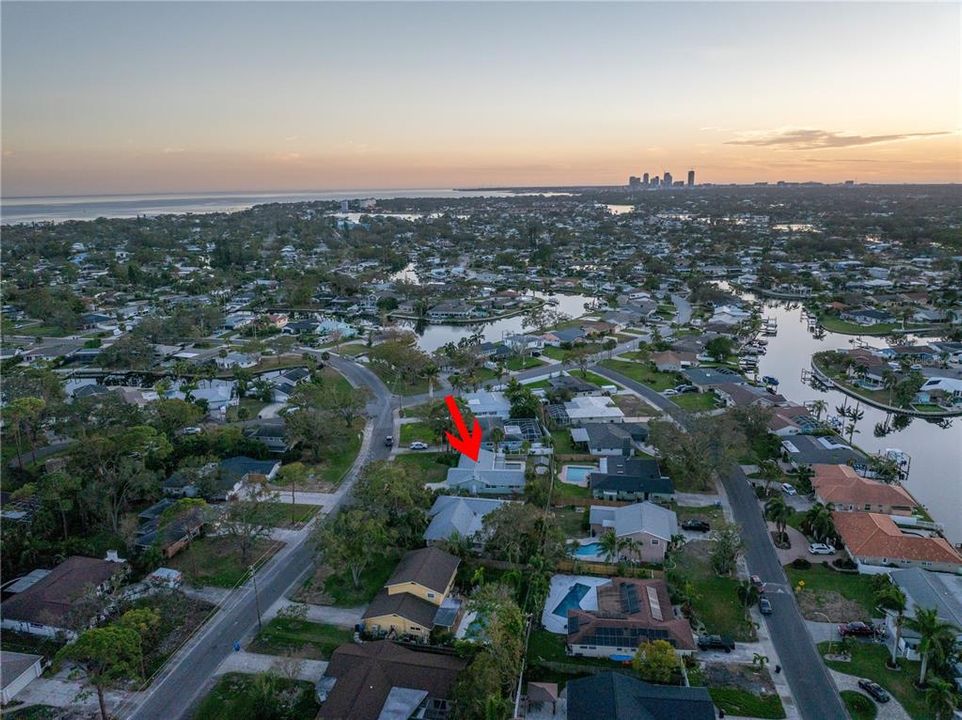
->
(764, 495, 793, 546)
(875, 585, 907, 668)
(810, 399, 828, 422)
(794, 464, 815, 494)
(803, 503, 835, 543)
(489, 427, 505, 455)
(904, 607, 960, 685)
(737, 580, 760, 608)
(923, 677, 958, 720)
(598, 530, 621, 564)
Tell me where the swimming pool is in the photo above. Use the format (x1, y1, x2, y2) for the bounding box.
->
(552, 582, 591, 617)
(571, 542, 603, 558)
(562, 464, 597, 485)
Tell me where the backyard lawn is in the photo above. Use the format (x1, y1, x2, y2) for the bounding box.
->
(669, 541, 753, 640)
(226, 398, 267, 422)
(553, 479, 591, 501)
(785, 564, 881, 618)
(819, 642, 925, 719)
(550, 428, 577, 454)
(553, 507, 588, 538)
(168, 536, 283, 588)
(399, 421, 435, 445)
(673, 392, 721, 412)
(598, 359, 680, 391)
(193, 673, 319, 720)
(248, 617, 353, 659)
(392, 452, 452, 484)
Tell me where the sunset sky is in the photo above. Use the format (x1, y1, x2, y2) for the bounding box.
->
(2, 1, 959, 197)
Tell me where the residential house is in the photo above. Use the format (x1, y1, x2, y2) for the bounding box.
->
(588, 457, 674, 502)
(442, 449, 526, 496)
(243, 420, 292, 454)
(769, 404, 820, 436)
(549, 374, 601, 397)
(1, 652, 44, 704)
(423, 496, 510, 548)
(832, 512, 962, 573)
(682, 366, 746, 391)
(564, 395, 625, 424)
(812, 464, 918, 515)
(650, 350, 697, 372)
(463, 390, 512, 419)
(840, 308, 896, 326)
(163, 456, 279, 500)
(781, 435, 864, 469)
(569, 423, 648, 456)
(588, 502, 679, 563)
(316, 641, 466, 720)
(361, 547, 461, 640)
(887, 568, 962, 661)
(713, 383, 785, 409)
(214, 352, 258, 370)
(542, 327, 586, 347)
(567, 672, 715, 720)
(0, 556, 128, 638)
(133, 498, 206, 558)
(566, 578, 696, 658)
(915, 377, 962, 408)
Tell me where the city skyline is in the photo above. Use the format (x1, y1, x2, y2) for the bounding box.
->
(2, 1, 960, 197)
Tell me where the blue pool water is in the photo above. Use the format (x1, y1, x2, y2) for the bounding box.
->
(552, 582, 591, 617)
(572, 543, 603, 558)
(564, 465, 596, 482)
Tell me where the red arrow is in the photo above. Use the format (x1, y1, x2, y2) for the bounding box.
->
(444, 394, 482, 462)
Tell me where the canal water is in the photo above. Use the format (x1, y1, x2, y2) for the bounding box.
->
(752, 301, 962, 543)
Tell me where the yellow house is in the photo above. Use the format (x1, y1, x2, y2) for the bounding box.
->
(362, 547, 460, 640)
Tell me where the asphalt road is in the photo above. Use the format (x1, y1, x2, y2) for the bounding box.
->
(125, 354, 395, 720)
(592, 364, 849, 720)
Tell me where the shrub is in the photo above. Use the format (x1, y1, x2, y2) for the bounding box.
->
(791, 558, 812, 570)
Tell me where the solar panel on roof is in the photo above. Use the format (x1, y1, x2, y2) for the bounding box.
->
(646, 586, 663, 621)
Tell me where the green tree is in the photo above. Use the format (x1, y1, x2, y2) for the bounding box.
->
(709, 520, 744, 576)
(875, 585, 907, 668)
(904, 607, 959, 685)
(764, 495, 793, 545)
(314, 508, 390, 588)
(802, 502, 836, 543)
(706, 336, 733, 362)
(55, 626, 142, 720)
(632, 639, 680, 683)
(353, 460, 431, 547)
(115, 607, 161, 679)
(222, 482, 279, 566)
(3, 396, 46, 470)
(923, 677, 958, 720)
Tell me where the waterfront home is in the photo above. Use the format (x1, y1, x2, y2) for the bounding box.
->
(165, 379, 238, 419)
(832, 512, 962, 573)
(781, 434, 864, 468)
(316, 641, 466, 720)
(840, 308, 896, 326)
(812, 464, 918, 516)
(769, 404, 820, 436)
(915, 376, 962, 407)
(542, 327, 587, 347)
(214, 351, 258, 370)
(0, 556, 128, 639)
(682, 366, 746, 391)
(361, 547, 460, 640)
(566, 578, 696, 658)
(650, 350, 698, 372)
(423, 496, 510, 548)
(713, 382, 786, 409)
(588, 502, 678, 563)
(887, 568, 962, 661)
(463, 390, 512, 419)
(442, 449, 526, 495)
(567, 672, 714, 720)
(587, 457, 673, 502)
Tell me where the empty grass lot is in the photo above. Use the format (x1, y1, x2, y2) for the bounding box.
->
(392, 452, 452, 484)
(673, 392, 721, 412)
(193, 673, 319, 720)
(324, 554, 398, 607)
(669, 541, 752, 640)
(248, 617, 353, 659)
(598, 359, 680, 391)
(168, 536, 283, 588)
(785, 564, 881, 618)
(399, 421, 435, 444)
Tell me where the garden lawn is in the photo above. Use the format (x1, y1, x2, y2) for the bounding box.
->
(248, 617, 353, 659)
(840, 690, 877, 720)
(399, 421, 435, 445)
(526, 629, 614, 669)
(598, 359, 680, 391)
(506, 355, 547, 371)
(193, 672, 319, 720)
(669, 542, 752, 640)
(226, 398, 267, 422)
(392, 452, 451, 484)
(819, 642, 925, 719)
(817, 317, 928, 336)
(707, 688, 785, 719)
(673, 392, 720, 412)
(324, 554, 398, 607)
(550, 429, 577, 454)
(368, 362, 430, 395)
(333, 343, 368, 356)
(785, 565, 881, 618)
(553, 480, 591, 501)
(168, 536, 283, 588)
(553, 507, 588, 538)
(315, 419, 363, 485)
(571, 370, 614, 387)
(233, 500, 319, 527)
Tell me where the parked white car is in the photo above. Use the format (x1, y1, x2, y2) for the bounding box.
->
(662, 389, 678, 396)
(809, 543, 836, 555)
(780, 482, 797, 496)
(409, 441, 429, 450)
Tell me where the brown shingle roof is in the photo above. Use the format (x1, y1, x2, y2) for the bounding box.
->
(833, 512, 962, 566)
(385, 547, 459, 595)
(0, 556, 125, 628)
(361, 589, 439, 629)
(318, 641, 465, 720)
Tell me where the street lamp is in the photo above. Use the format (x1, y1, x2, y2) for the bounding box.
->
(250, 565, 262, 631)
(813, 610, 834, 657)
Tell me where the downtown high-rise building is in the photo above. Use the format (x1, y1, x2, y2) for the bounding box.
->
(663, 171, 672, 187)
(687, 169, 695, 187)
(642, 172, 649, 185)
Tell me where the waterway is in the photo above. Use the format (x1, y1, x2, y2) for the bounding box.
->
(751, 300, 962, 543)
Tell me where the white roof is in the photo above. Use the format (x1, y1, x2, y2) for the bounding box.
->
(564, 395, 624, 420)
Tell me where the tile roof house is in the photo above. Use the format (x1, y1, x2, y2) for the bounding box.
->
(567, 578, 696, 658)
(588, 457, 674, 502)
(567, 672, 714, 720)
(588, 502, 679, 563)
(833, 512, 962, 574)
(362, 547, 461, 640)
(442, 449, 526, 496)
(423, 496, 510, 547)
(316, 641, 466, 720)
(812, 464, 918, 516)
(0, 556, 128, 638)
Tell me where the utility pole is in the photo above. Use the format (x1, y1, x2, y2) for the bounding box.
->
(250, 565, 262, 630)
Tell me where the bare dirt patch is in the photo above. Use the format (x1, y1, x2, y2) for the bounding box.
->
(703, 662, 777, 695)
(796, 589, 865, 623)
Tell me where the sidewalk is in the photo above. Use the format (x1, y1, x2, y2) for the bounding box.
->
(216, 651, 327, 682)
(752, 606, 803, 720)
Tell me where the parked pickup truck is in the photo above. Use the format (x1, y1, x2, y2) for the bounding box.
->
(697, 635, 735, 652)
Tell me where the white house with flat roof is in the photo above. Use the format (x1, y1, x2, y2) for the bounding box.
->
(564, 396, 625, 424)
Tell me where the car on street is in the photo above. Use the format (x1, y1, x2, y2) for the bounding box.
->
(409, 441, 429, 450)
(384, 436, 394, 447)
(808, 543, 836, 555)
(750, 575, 766, 592)
(697, 635, 735, 652)
(759, 597, 773, 615)
(837, 621, 878, 638)
(681, 519, 711, 532)
(857, 679, 890, 703)
(662, 389, 679, 396)
(781, 482, 797, 496)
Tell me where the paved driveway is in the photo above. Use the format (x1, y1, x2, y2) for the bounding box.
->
(829, 669, 913, 720)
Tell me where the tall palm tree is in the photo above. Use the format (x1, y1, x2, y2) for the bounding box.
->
(803, 503, 835, 543)
(489, 427, 505, 455)
(904, 607, 960, 685)
(794, 464, 815, 494)
(764, 495, 793, 545)
(810, 399, 828, 422)
(598, 530, 621, 564)
(923, 677, 958, 720)
(875, 585, 907, 668)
